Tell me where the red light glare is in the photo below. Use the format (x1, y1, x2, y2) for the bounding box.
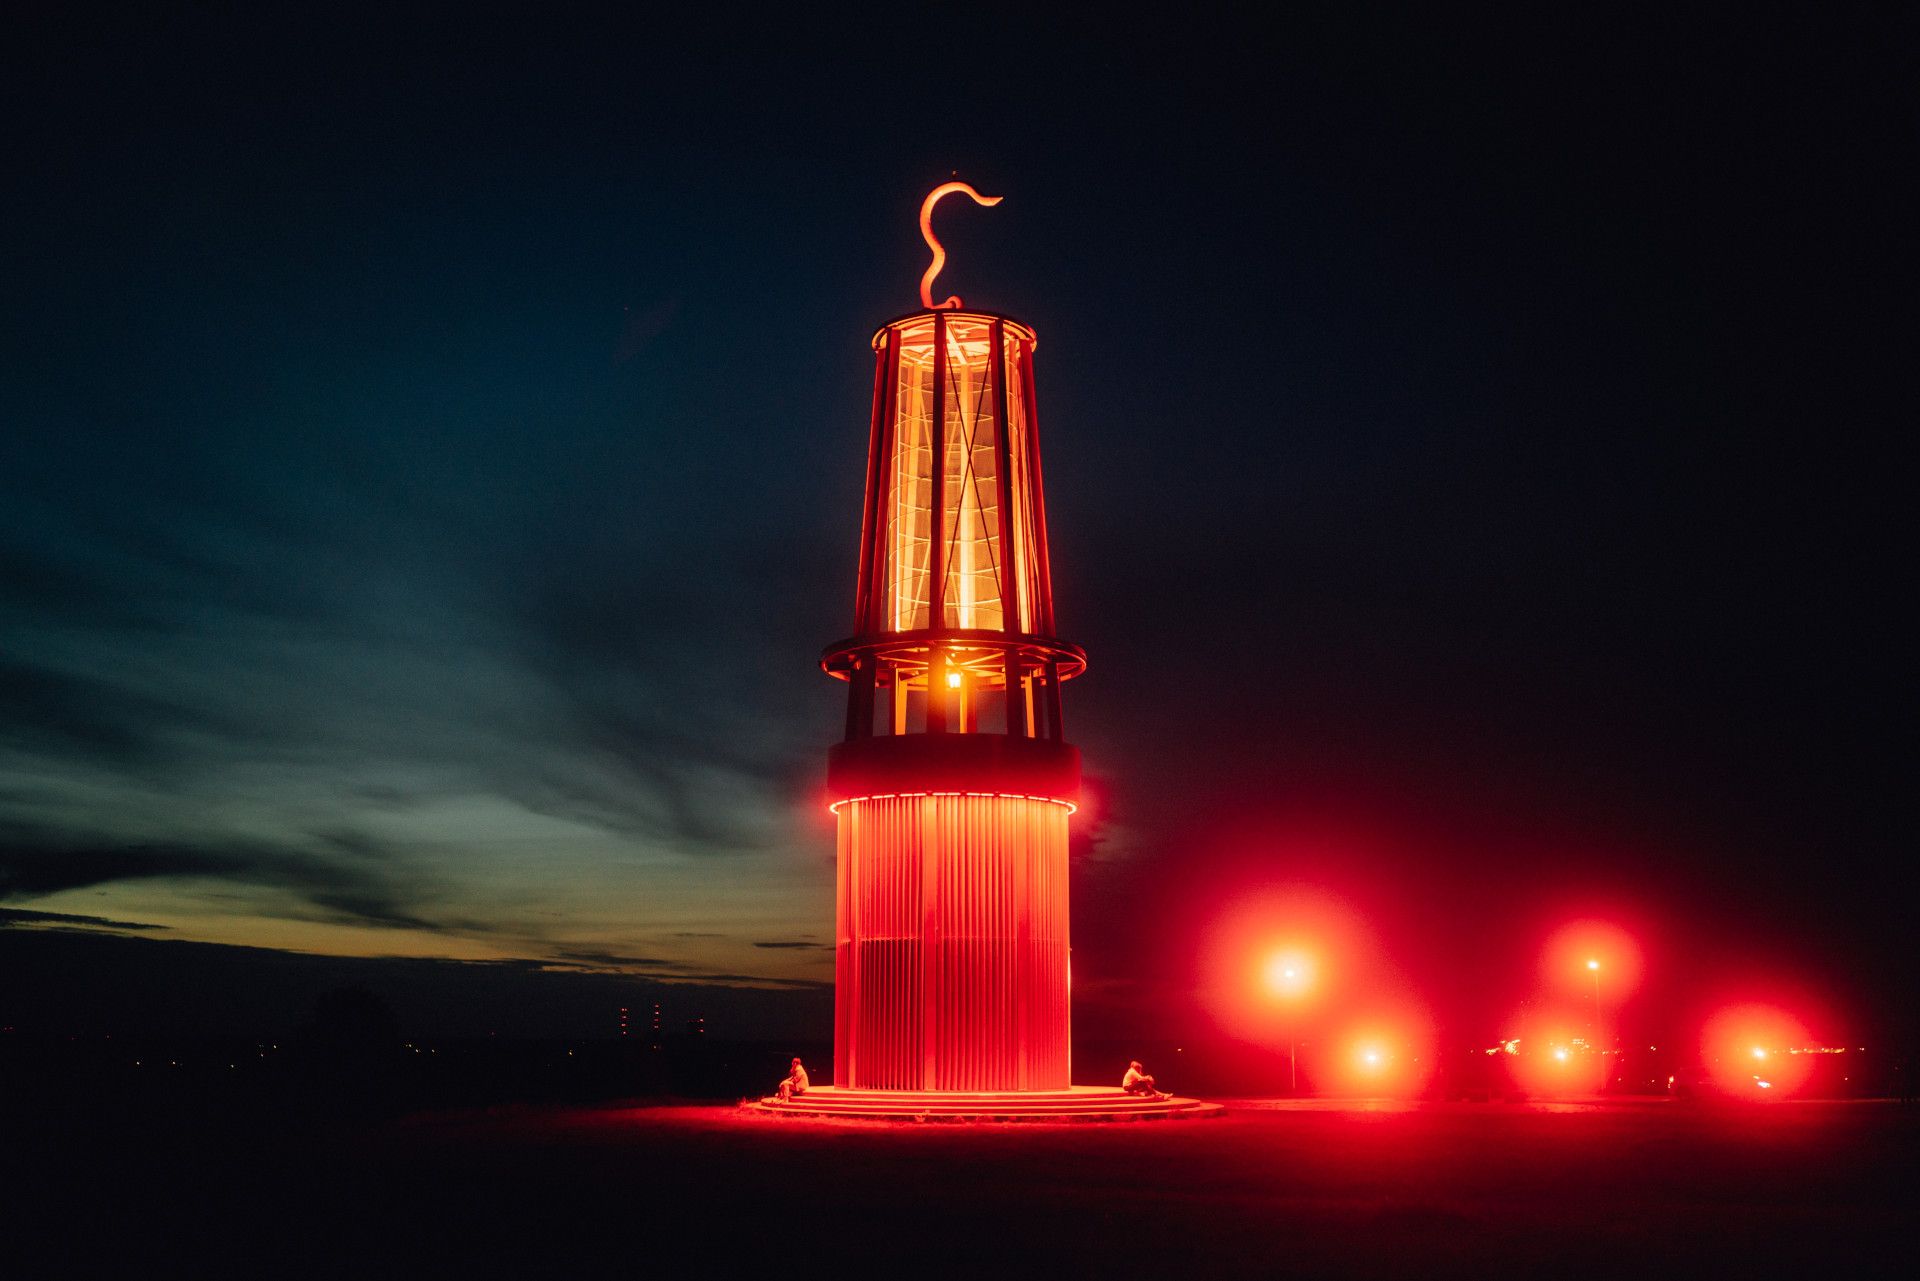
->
(1701, 1003, 1815, 1099)
(1262, 951, 1313, 998)
(1541, 920, 1644, 1000)
(1498, 1002, 1610, 1096)
(1324, 1003, 1437, 1097)
(1199, 886, 1377, 1039)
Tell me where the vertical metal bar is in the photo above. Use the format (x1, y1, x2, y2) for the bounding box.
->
(842, 659, 861, 741)
(1044, 657, 1064, 742)
(849, 805, 860, 1085)
(921, 793, 938, 1090)
(1005, 650, 1028, 738)
(926, 651, 948, 733)
(845, 660, 875, 741)
(1014, 797, 1029, 1090)
(1019, 340, 1057, 636)
(869, 333, 904, 633)
(992, 321, 1029, 739)
(1061, 807, 1072, 1087)
(990, 319, 1018, 630)
(835, 806, 848, 1086)
(925, 315, 951, 735)
(852, 337, 889, 633)
(928, 311, 948, 633)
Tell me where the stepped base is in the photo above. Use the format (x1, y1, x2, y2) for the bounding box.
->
(748, 1085, 1223, 1123)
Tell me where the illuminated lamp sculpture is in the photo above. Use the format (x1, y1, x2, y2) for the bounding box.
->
(762, 183, 1213, 1120)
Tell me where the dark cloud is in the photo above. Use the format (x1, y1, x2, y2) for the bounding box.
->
(0, 837, 243, 898)
(0, 658, 236, 768)
(547, 947, 695, 970)
(0, 907, 167, 931)
(752, 941, 828, 950)
(0, 825, 448, 936)
(691, 974, 831, 990)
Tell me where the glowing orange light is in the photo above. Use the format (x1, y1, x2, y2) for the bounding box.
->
(1327, 1006, 1437, 1098)
(946, 671, 962, 689)
(832, 791, 1071, 1089)
(828, 791, 1078, 816)
(1200, 886, 1374, 1039)
(1262, 950, 1313, 998)
(1540, 920, 1644, 999)
(1498, 1005, 1608, 1096)
(1701, 1003, 1817, 1099)
(919, 181, 1003, 310)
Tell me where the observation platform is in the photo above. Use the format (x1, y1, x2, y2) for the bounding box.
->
(748, 1086, 1223, 1123)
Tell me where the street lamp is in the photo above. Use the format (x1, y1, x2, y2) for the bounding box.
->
(1263, 952, 1310, 1094)
(1587, 959, 1601, 1041)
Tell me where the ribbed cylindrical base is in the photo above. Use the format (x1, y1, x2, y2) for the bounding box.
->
(834, 793, 1070, 1091)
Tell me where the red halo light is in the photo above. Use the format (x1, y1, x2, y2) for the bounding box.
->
(1700, 1003, 1815, 1098)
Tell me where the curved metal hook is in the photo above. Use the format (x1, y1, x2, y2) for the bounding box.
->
(919, 181, 1003, 310)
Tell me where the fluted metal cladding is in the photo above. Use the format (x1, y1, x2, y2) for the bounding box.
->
(834, 793, 1071, 1091)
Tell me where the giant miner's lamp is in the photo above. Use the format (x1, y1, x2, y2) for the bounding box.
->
(759, 183, 1213, 1121)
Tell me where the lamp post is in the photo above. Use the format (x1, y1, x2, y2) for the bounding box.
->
(1587, 958, 1601, 1042)
(1265, 953, 1308, 1095)
(1285, 967, 1298, 1094)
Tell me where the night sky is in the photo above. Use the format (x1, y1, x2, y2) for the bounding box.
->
(3, 12, 1908, 1044)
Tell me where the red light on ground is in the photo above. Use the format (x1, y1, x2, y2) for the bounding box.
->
(1701, 1004, 1816, 1099)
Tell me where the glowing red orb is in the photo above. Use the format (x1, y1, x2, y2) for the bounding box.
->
(1700, 1003, 1816, 1098)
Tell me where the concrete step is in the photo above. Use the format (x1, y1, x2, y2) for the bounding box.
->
(750, 1085, 1222, 1122)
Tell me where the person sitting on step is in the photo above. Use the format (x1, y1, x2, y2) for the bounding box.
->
(776, 1057, 810, 1102)
(1122, 1059, 1167, 1099)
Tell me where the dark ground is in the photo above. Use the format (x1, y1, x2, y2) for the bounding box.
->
(13, 1095, 1914, 1278)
